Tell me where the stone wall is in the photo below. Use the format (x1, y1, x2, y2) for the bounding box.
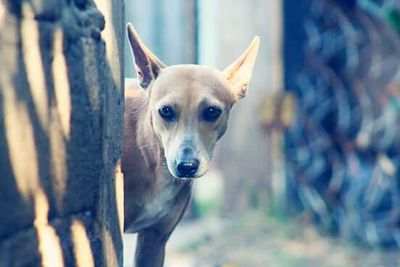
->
(0, 0, 124, 266)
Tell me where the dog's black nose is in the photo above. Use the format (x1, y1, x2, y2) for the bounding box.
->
(176, 159, 199, 178)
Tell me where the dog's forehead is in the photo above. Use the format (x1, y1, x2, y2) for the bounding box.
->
(151, 65, 233, 103)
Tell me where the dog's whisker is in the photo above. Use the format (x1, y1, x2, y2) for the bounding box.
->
(138, 143, 158, 150)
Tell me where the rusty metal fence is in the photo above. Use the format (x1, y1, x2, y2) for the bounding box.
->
(283, 0, 400, 248)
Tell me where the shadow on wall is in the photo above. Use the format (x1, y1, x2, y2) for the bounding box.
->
(0, 0, 123, 266)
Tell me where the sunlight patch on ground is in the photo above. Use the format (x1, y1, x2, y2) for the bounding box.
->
(124, 212, 400, 267)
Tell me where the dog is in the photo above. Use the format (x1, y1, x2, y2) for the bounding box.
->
(122, 23, 259, 266)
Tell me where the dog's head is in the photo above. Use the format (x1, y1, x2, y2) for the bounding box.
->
(127, 23, 259, 179)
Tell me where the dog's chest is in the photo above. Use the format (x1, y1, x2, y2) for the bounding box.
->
(126, 180, 189, 232)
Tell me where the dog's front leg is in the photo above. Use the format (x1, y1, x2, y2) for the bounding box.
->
(135, 228, 168, 267)
(134, 188, 191, 267)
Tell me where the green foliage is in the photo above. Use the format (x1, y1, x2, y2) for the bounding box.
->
(385, 7, 400, 36)
(193, 199, 219, 217)
(362, 0, 400, 36)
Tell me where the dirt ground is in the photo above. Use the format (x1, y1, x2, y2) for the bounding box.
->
(161, 212, 400, 267)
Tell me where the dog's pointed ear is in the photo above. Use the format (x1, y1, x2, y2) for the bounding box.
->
(223, 36, 260, 102)
(127, 23, 166, 89)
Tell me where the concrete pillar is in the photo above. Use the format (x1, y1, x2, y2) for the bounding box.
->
(0, 0, 124, 266)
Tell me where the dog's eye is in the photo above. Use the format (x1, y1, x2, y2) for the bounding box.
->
(159, 106, 176, 121)
(202, 106, 222, 122)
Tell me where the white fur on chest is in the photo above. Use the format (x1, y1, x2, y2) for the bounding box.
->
(128, 178, 190, 232)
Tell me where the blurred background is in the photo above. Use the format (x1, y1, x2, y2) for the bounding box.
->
(124, 0, 400, 266)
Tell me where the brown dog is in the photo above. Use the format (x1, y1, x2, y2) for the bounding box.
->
(122, 23, 259, 266)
